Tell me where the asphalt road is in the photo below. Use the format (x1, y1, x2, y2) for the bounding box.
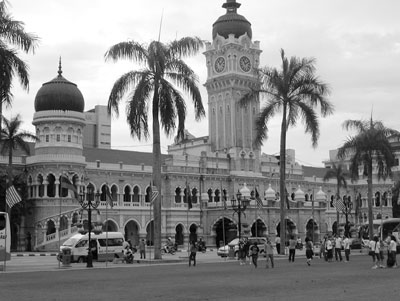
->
(1, 250, 399, 301)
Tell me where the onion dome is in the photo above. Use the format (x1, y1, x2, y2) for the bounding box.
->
(294, 185, 305, 202)
(34, 59, 85, 113)
(265, 184, 276, 201)
(315, 187, 327, 202)
(212, 0, 252, 40)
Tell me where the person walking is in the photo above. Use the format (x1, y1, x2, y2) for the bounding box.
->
(238, 239, 245, 265)
(343, 235, 350, 262)
(305, 237, 314, 266)
(139, 238, 146, 259)
(334, 234, 343, 262)
(243, 237, 250, 265)
(369, 237, 378, 268)
(189, 241, 197, 267)
(264, 237, 274, 268)
(288, 235, 296, 262)
(387, 235, 397, 268)
(250, 242, 260, 268)
(325, 237, 333, 262)
(275, 236, 281, 255)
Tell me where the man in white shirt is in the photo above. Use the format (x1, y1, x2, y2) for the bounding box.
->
(343, 235, 350, 262)
(334, 235, 343, 261)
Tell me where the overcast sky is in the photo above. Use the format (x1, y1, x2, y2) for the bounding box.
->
(6, 0, 400, 167)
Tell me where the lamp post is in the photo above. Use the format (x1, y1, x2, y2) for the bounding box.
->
(79, 185, 100, 268)
(342, 196, 353, 237)
(231, 183, 251, 239)
(315, 187, 326, 243)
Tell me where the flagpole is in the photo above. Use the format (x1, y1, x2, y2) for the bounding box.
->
(149, 182, 152, 262)
(58, 192, 61, 269)
(105, 187, 108, 268)
(4, 203, 8, 271)
(254, 181, 257, 237)
(221, 180, 226, 261)
(186, 177, 189, 258)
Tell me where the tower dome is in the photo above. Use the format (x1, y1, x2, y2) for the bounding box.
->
(212, 0, 252, 40)
(34, 60, 85, 113)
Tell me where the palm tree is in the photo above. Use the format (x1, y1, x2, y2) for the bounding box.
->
(241, 49, 333, 253)
(337, 118, 399, 240)
(1, 114, 38, 168)
(0, 114, 38, 213)
(0, 1, 39, 136)
(105, 37, 205, 259)
(323, 162, 348, 234)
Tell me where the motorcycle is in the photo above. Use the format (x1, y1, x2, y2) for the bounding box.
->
(123, 247, 134, 264)
(197, 242, 207, 253)
(161, 243, 177, 255)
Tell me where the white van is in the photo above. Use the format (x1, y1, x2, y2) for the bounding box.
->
(59, 232, 125, 263)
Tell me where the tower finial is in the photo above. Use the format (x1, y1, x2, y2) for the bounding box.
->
(58, 56, 62, 76)
(222, 0, 241, 13)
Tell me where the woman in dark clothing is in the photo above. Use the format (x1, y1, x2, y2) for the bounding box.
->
(305, 237, 314, 266)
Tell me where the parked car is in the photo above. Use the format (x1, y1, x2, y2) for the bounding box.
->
(217, 237, 267, 258)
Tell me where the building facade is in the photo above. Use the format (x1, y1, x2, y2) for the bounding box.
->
(3, 0, 396, 252)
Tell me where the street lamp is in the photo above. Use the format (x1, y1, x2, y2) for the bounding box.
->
(79, 185, 100, 268)
(342, 196, 353, 237)
(231, 183, 251, 239)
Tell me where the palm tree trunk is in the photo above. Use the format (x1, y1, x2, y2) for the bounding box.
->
(152, 89, 162, 260)
(336, 189, 340, 235)
(367, 160, 374, 239)
(279, 104, 287, 255)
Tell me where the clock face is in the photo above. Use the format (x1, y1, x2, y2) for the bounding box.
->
(214, 57, 226, 73)
(239, 56, 251, 72)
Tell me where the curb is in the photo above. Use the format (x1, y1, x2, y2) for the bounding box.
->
(12, 253, 58, 257)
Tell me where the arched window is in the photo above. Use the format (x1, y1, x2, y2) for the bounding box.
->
(124, 186, 131, 202)
(175, 187, 182, 203)
(133, 186, 140, 202)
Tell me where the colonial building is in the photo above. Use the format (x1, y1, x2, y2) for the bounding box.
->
(3, 0, 395, 252)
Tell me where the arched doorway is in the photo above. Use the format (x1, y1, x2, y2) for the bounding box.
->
(124, 220, 139, 245)
(332, 221, 338, 235)
(189, 224, 198, 243)
(305, 219, 319, 242)
(213, 217, 236, 248)
(175, 224, 184, 245)
(102, 219, 118, 233)
(46, 220, 56, 235)
(251, 219, 267, 237)
(146, 220, 154, 246)
(276, 219, 296, 244)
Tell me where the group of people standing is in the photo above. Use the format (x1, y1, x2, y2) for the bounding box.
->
(368, 235, 398, 269)
(237, 237, 271, 268)
(320, 234, 351, 262)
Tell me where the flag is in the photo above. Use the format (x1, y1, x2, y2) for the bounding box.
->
(60, 176, 78, 199)
(285, 187, 290, 210)
(186, 181, 192, 209)
(255, 188, 263, 210)
(335, 195, 345, 212)
(6, 185, 22, 208)
(151, 185, 158, 204)
(221, 182, 227, 210)
(105, 186, 113, 208)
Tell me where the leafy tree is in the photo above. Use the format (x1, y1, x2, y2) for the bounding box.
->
(241, 49, 332, 253)
(0, 1, 39, 135)
(323, 162, 348, 234)
(105, 37, 205, 259)
(1, 114, 38, 168)
(337, 118, 400, 239)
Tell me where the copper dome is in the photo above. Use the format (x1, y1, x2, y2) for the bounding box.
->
(212, 0, 252, 40)
(34, 62, 84, 113)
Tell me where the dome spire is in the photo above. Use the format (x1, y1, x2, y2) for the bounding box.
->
(222, 0, 241, 13)
(58, 56, 63, 77)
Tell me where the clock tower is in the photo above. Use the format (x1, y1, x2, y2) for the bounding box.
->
(204, 0, 262, 163)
